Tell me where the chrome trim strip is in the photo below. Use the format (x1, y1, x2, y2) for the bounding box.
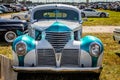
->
(55, 53, 62, 67)
(0, 29, 7, 31)
(13, 66, 102, 73)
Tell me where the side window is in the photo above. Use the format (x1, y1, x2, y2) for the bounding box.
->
(74, 31, 78, 40)
(92, 10, 96, 12)
(84, 9, 93, 12)
(88, 9, 92, 11)
(74, 30, 82, 40)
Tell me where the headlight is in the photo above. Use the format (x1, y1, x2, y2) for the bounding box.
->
(89, 42, 100, 57)
(15, 42, 27, 56)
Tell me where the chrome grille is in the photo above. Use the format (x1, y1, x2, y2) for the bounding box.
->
(46, 32, 71, 53)
(61, 49, 79, 67)
(37, 49, 56, 66)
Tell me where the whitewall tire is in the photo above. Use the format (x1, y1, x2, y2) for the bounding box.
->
(4, 31, 17, 43)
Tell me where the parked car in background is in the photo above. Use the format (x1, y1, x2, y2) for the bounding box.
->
(116, 6, 120, 11)
(12, 4, 104, 79)
(113, 28, 120, 43)
(16, 4, 27, 11)
(3, 4, 21, 12)
(81, 8, 109, 18)
(0, 18, 28, 43)
(11, 11, 30, 21)
(0, 10, 3, 14)
(0, 6, 5, 13)
(0, 6, 7, 13)
(0, 5, 9, 13)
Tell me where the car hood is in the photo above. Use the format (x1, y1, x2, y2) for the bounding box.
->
(31, 20, 81, 31)
(0, 18, 28, 29)
(0, 18, 26, 24)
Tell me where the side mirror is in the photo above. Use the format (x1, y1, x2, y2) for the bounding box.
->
(79, 20, 83, 24)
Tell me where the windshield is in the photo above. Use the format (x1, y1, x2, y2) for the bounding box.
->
(33, 9, 79, 21)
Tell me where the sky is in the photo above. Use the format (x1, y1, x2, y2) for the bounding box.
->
(25, 0, 120, 2)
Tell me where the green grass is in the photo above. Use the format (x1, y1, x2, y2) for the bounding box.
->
(83, 10, 120, 26)
(0, 33, 120, 80)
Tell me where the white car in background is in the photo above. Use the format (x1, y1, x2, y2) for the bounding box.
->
(113, 28, 120, 43)
(11, 11, 30, 21)
(81, 8, 109, 18)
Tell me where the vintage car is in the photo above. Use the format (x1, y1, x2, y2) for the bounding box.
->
(0, 18, 28, 42)
(81, 8, 109, 18)
(12, 4, 104, 77)
(113, 28, 120, 43)
(11, 11, 30, 21)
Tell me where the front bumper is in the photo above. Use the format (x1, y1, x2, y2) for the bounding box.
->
(12, 66, 102, 73)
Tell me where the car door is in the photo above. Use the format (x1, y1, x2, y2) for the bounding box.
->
(90, 9, 99, 17)
(88, 9, 99, 17)
(84, 9, 98, 17)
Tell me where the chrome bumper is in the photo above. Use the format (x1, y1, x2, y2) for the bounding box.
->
(12, 66, 102, 73)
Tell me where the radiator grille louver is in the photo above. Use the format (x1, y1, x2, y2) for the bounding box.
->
(45, 32, 71, 53)
(61, 49, 79, 67)
(37, 32, 79, 67)
(37, 49, 56, 66)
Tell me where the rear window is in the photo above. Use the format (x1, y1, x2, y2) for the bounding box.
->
(34, 9, 79, 21)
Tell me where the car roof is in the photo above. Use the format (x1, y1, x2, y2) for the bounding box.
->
(31, 4, 80, 13)
(30, 4, 81, 21)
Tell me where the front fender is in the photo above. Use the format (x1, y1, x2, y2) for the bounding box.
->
(80, 35, 104, 67)
(12, 35, 36, 53)
(81, 35, 103, 53)
(12, 35, 36, 66)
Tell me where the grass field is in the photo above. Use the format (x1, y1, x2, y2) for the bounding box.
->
(83, 10, 120, 26)
(0, 33, 120, 80)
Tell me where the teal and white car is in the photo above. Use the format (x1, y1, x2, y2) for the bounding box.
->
(12, 4, 104, 77)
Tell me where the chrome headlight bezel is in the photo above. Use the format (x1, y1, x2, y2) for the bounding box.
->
(89, 42, 101, 57)
(15, 41, 27, 56)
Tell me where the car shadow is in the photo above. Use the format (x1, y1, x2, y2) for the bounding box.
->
(18, 73, 100, 80)
(115, 53, 120, 57)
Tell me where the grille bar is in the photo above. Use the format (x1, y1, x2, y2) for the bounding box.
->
(46, 32, 71, 53)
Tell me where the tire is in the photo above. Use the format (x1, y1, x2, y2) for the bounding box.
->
(81, 13, 85, 18)
(4, 31, 17, 43)
(100, 13, 106, 17)
(13, 9, 16, 12)
(118, 41, 120, 44)
(13, 16, 20, 20)
(113, 36, 115, 41)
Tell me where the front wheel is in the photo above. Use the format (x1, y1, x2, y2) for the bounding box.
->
(13, 16, 20, 20)
(4, 31, 17, 43)
(100, 13, 106, 17)
(113, 36, 115, 41)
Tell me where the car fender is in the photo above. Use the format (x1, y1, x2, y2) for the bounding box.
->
(12, 35, 36, 66)
(80, 35, 104, 67)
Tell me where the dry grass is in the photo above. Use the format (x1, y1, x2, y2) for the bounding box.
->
(0, 33, 120, 80)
